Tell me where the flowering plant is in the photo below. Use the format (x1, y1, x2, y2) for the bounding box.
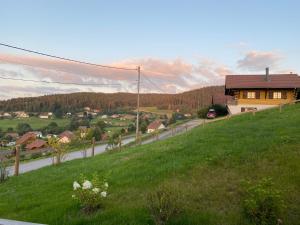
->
(72, 174, 108, 213)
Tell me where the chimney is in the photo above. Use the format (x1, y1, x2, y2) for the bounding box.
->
(265, 67, 269, 81)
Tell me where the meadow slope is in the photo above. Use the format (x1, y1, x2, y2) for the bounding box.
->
(0, 104, 299, 225)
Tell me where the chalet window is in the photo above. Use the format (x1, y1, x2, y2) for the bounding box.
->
(273, 91, 282, 99)
(247, 91, 256, 99)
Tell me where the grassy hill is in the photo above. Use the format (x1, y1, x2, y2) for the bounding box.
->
(0, 104, 299, 225)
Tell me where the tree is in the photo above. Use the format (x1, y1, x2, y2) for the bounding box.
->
(48, 137, 68, 165)
(128, 123, 136, 132)
(96, 120, 107, 130)
(52, 102, 63, 118)
(86, 127, 103, 141)
(6, 127, 14, 132)
(168, 113, 177, 125)
(140, 121, 148, 134)
(16, 123, 32, 135)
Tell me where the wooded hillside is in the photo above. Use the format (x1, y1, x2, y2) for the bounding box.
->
(0, 86, 228, 113)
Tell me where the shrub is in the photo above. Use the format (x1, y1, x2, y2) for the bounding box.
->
(147, 185, 182, 225)
(0, 157, 9, 183)
(242, 178, 285, 225)
(72, 174, 109, 214)
(31, 152, 42, 159)
(197, 107, 209, 118)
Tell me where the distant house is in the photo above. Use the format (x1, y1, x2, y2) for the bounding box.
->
(111, 114, 120, 119)
(147, 120, 166, 133)
(26, 139, 47, 151)
(225, 68, 300, 114)
(15, 111, 29, 118)
(84, 107, 91, 112)
(3, 112, 12, 118)
(16, 132, 37, 146)
(101, 115, 108, 119)
(76, 112, 85, 118)
(39, 113, 49, 119)
(59, 131, 75, 143)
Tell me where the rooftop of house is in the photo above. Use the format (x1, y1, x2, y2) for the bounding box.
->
(26, 139, 47, 150)
(16, 132, 36, 145)
(225, 69, 300, 89)
(59, 130, 74, 139)
(147, 120, 164, 130)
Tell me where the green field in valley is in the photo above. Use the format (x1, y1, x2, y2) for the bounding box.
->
(0, 117, 70, 131)
(0, 104, 299, 225)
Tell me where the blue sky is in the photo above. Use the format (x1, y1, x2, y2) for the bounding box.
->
(0, 0, 299, 99)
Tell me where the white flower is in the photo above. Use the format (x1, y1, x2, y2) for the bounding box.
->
(82, 180, 93, 189)
(104, 182, 109, 188)
(100, 191, 107, 198)
(92, 188, 100, 193)
(72, 194, 76, 199)
(73, 181, 81, 190)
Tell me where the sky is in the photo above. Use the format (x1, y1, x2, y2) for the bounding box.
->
(0, 0, 299, 99)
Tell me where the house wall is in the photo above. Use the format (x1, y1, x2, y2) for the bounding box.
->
(236, 89, 295, 105)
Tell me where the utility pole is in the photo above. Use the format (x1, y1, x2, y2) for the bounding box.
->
(136, 66, 141, 143)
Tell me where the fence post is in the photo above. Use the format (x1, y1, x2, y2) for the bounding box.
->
(279, 104, 282, 113)
(185, 124, 188, 132)
(14, 145, 20, 176)
(252, 110, 256, 116)
(91, 137, 95, 157)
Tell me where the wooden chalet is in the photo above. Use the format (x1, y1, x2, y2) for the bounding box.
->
(225, 68, 300, 114)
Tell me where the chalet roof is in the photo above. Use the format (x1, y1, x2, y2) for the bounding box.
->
(147, 120, 163, 130)
(26, 139, 47, 150)
(59, 130, 74, 139)
(16, 132, 36, 145)
(225, 74, 300, 89)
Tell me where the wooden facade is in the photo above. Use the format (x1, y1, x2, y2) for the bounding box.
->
(232, 89, 296, 105)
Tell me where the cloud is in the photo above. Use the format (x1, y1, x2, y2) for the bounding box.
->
(0, 53, 231, 98)
(237, 50, 283, 71)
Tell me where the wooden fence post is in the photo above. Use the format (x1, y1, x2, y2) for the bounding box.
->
(91, 137, 95, 157)
(14, 145, 20, 176)
(279, 104, 282, 113)
(252, 110, 256, 116)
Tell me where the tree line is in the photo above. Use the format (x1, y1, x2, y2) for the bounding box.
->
(0, 86, 227, 113)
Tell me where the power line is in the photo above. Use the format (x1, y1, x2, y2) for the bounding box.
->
(0, 76, 120, 87)
(142, 73, 167, 93)
(0, 43, 137, 71)
(0, 58, 133, 83)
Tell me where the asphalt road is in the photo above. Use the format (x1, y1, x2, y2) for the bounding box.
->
(7, 119, 203, 176)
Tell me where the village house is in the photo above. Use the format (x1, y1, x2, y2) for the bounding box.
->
(39, 112, 52, 119)
(26, 139, 47, 151)
(15, 111, 29, 118)
(225, 68, 300, 114)
(147, 120, 166, 133)
(2, 112, 12, 118)
(84, 107, 91, 112)
(59, 130, 75, 143)
(16, 132, 37, 146)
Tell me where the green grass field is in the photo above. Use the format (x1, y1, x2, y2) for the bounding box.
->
(138, 106, 173, 118)
(0, 117, 70, 131)
(0, 104, 299, 225)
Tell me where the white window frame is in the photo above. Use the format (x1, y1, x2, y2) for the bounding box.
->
(247, 91, 256, 99)
(273, 92, 282, 99)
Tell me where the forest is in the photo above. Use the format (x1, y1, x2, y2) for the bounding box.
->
(0, 86, 229, 113)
